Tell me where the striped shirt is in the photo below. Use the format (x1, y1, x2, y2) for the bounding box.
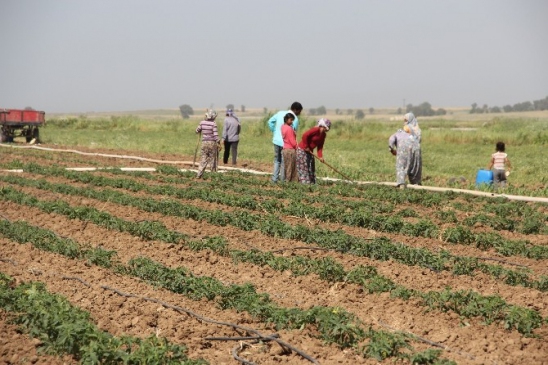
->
(492, 152, 507, 170)
(196, 120, 219, 142)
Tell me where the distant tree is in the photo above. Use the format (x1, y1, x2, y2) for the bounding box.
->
(470, 103, 478, 114)
(533, 96, 548, 111)
(179, 104, 194, 119)
(263, 107, 268, 114)
(355, 110, 365, 119)
(482, 104, 489, 113)
(513, 101, 534, 112)
(346, 109, 353, 115)
(335, 109, 340, 115)
(503, 105, 513, 113)
(397, 107, 402, 114)
(369, 107, 374, 114)
(226, 104, 235, 110)
(408, 102, 435, 117)
(435, 108, 447, 115)
(490, 106, 501, 113)
(308, 106, 326, 116)
(241, 105, 246, 112)
(24, 106, 35, 110)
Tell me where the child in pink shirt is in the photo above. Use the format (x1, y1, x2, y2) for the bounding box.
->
(281, 113, 298, 182)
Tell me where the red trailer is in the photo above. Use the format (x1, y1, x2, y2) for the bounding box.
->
(0, 108, 45, 143)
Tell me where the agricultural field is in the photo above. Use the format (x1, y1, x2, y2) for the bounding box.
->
(0, 142, 547, 365)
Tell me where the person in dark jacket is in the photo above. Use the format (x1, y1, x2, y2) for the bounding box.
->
(222, 109, 241, 165)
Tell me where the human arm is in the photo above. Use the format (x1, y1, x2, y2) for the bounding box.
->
(316, 137, 325, 162)
(388, 133, 397, 155)
(487, 156, 494, 170)
(505, 157, 512, 171)
(267, 114, 277, 132)
(196, 122, 202, 134)
(212, 123, 220, 143)
(222, 120, 228, 141)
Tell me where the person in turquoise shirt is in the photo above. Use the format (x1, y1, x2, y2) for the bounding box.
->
(268, 101, 302, 183)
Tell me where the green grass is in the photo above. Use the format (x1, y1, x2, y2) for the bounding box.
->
(32, 113, 548, 195)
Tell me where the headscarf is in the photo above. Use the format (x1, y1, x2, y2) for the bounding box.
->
(404, 112, 421, 142)
(317, 118, 331, 131)
(205, 109, 217, 121)
(226, 108, 239, 122)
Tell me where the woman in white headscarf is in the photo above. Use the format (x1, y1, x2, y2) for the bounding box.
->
(389, 112, 422, 187)
(404, 112, 422, 143)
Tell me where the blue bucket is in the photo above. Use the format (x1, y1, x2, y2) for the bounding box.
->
(475, 169, 493, 186)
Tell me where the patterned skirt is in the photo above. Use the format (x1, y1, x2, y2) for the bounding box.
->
(296, 147, 315, 184)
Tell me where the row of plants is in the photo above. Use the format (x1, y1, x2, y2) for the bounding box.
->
(4, 172, 548, 282)
(12, 159, 547, 225)
(0, 205, 545, 337)
(11, 165, 548, 258)
(1, 177, 546, 293)
(0, 220, 454, 363)
(0, 272, 207, 364)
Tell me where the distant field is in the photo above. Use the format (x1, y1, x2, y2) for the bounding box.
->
(36, 108, 548, 196)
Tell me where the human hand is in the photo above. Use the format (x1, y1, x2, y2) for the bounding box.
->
(391, 149, 397, 156)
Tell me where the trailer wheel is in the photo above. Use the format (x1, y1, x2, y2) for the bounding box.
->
(0, 129, 10, 143)
(26, 127, 39, 144)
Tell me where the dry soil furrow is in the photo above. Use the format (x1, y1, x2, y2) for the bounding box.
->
(1, 199, 547, 365)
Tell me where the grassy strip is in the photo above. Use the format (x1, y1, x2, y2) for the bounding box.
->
(0, 272, 206, 364)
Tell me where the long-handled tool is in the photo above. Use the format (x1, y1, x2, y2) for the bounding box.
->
(193, 133, 201, 167)
(310, 153, 354, 182)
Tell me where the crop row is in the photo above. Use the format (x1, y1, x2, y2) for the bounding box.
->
(0, 219, 455, 363)
(6, 165, 548, 258)
(0, 199, 545, 337)
(8, 159, 546, 224)
(0, 272, 206, 364)
(1, 176, 546, 293)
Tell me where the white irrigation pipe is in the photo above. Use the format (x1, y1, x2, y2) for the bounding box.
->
(1, 143, 547, 204)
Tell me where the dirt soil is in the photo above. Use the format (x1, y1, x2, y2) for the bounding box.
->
(0, 144, 547, 365)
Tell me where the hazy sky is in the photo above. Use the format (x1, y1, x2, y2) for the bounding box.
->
(1, 0, 547, 113)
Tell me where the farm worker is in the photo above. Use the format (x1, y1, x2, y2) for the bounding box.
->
(487, 141, 512, 187)
(222, 108, 241, 165)
(195, 109, 221, 179)
(281, 113, 298, 182)
(388, 124, 421, 188)
(296, 118, 331, 184)
(268, 102, 303, 183)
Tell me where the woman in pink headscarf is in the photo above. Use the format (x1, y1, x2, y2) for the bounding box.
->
(296, 118, 331, 184)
